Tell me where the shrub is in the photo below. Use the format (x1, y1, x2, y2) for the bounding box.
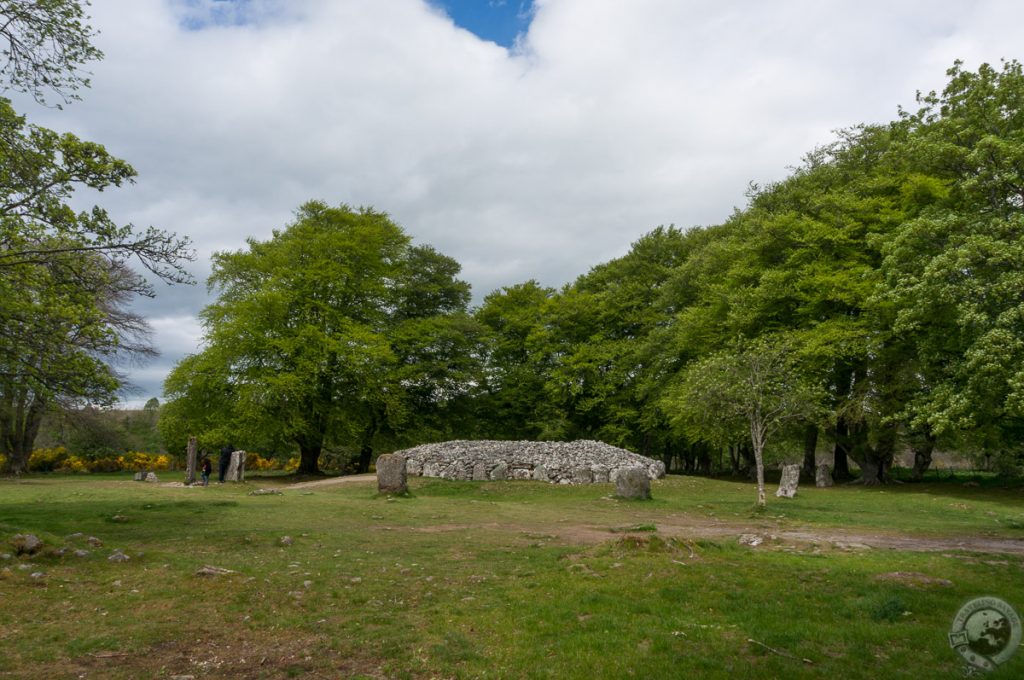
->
(246, 451, 285, 471)
(28, 446, 71, 472)
(27, 448, 172, 473)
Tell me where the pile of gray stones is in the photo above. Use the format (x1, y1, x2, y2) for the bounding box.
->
(394, 439, 665, 485)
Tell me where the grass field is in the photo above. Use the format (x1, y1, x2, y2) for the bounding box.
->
(1, 473, 1023, 679)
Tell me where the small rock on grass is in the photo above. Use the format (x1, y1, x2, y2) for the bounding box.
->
(87, 537, 103, 547)
(195, 565, 235, 576)
(249, 488, 282, 496)
(11, 534, 43, 556)
(108, 550, 130, 563)
(279, 536, 293, 547)
(738, 534, 764, 547)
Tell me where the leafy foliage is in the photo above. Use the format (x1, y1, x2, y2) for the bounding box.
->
(0, 0, 103, 106)
(162, 201, 482, 473)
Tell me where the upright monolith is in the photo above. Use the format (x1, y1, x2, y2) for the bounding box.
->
(225, 450, 246, 482)
(815, 464, 833, 488)
(776, 464, 801, 498)
(615, 467, 651, 500)
(377, 454, 408, 494)
(184, 436, 198, 486)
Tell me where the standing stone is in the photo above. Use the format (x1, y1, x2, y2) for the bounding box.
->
(133, 470, 147, 481)
(615, 468, 651, 500)
(376, 454, 408, 494)
(225, 450, 246, 482)
(815, 464, 833, 488)
(144, 472, 159, 483)
(489, 463, 508, 481)
(591, 465, 610, 484)
(184, 436, 198, 486)
(472, 463, 489, 481)
(532, 465, 548, 482)
(776, 464, 801, 498)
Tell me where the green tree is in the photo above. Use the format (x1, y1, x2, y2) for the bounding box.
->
(0, 253, 154, 472)
(665, 337, 823, 506)
(473, 280, 555, 440)
(0, 98, 192, 473)
(163, 201, 480, 474)
(879, 60, 1024, 472)
(0, 1, 193, 472)
(0, 0, 102, 106)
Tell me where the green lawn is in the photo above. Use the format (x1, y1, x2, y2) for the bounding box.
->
(1, 473, 1022, 678)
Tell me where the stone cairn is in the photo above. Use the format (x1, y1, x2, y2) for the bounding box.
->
(395, 440, 665, 485)
(376, 453, 408, 494)
(775, 464, 801, 498)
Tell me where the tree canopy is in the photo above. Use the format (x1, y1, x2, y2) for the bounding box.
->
(0, 0, 192, 473)
(0, 0, 102, 106)
(162, 201, 482, 474)
(465, 60, 1024, 487)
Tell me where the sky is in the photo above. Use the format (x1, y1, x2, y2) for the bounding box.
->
(12, 0, 1024, 406)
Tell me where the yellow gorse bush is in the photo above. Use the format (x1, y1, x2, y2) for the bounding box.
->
(27, 447, 173, 473)
(245, 451, 285, 471)
(14, 448, 291, 473)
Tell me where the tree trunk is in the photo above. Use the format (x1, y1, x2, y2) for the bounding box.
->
(184, 436, 197, 485)
(296, 434, 323, 475)
(910, 429, 936, 481)
(754, 443, 766, 507)
(0, 394, 45, 475)
(739, 443, 756, 480)
(358, 445, 373, 474)
(698, 443, 712, 475)
(800, 424, 818, 481)
(356, 412, 379, 474)
(832, 418, 853, 480)
(751, 418, 766, 507)
(851, 422, 896, 485)
(661, 449, 673, 474)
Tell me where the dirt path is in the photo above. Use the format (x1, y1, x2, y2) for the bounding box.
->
(250, 474, 1024, 555)
(409, 517, 1024, 556)
(593, 520, 1024, 556)
(284, 473, 377, 489)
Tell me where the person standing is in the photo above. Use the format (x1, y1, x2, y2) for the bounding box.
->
(219, 443, 234, 483)
(200, 456, 212, 486)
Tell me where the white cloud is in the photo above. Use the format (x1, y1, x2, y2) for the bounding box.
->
(16, 0, 1024, 403)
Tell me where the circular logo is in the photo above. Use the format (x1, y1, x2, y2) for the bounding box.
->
(949, 597, 1021, 672)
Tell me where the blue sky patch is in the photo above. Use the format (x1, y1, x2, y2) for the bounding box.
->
(176, 0, 262, 31)
(430, 0, 535, 48)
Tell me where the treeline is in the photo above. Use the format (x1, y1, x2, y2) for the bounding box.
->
(33, 400, 165, 459)
(163, 61, 1024, 482)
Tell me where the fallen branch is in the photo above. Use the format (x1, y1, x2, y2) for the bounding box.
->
(747, 638, 813, 664)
